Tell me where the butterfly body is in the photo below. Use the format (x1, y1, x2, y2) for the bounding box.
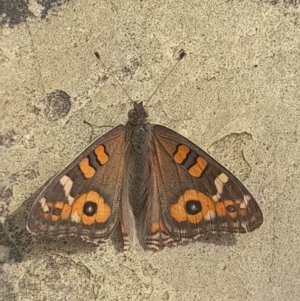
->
(27, 102, 263, 251)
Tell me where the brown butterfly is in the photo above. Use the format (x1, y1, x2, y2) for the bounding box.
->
(27, 53, 263, 251)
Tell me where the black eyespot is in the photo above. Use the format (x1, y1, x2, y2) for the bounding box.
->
(52, 207, 62, 216)
(83, 201, 98, 216)
(226, 205, 237, 213)
(185, 200, 202, 215)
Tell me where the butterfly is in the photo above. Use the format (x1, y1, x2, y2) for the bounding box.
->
(27, 54, 263, 251)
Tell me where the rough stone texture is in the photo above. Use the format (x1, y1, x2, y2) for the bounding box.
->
(1, 0, 299, 300)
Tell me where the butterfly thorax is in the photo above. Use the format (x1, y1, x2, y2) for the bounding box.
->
(126, 101, 150, 155)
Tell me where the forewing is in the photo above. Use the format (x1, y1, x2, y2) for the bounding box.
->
(143, 124, 263, 248)
(27, 125, 127, 244)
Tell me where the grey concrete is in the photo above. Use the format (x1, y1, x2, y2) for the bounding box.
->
(1, 0, 299, 300)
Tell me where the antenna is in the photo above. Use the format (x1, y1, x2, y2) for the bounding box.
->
(94, 51, 133, 102)
(144, 49, 186, 107)
(94, 49, 186, 106)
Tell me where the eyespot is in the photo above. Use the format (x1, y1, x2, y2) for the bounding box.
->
(226, 205, 237, 213)
(52, 207, 62, 216)
(185, 200, 202, 215)
(83, 201, 98, 216)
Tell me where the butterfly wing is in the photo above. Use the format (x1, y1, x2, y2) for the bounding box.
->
(27, 125, 128, 244)
(141, 125, 263, 250)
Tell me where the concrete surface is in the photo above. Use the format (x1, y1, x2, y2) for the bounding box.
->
(1, 0, 299, 300)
